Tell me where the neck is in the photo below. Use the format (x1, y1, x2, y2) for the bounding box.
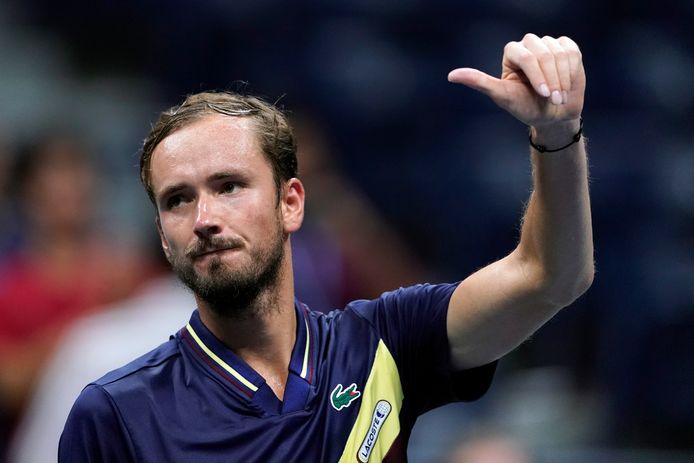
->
(196, 244, 296, 400)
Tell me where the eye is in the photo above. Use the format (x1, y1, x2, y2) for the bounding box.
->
(220, 182, 237, 194)
(165, 194, 186, 210)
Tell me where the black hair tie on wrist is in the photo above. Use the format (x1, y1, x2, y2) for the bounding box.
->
(529, 117, 583, 153)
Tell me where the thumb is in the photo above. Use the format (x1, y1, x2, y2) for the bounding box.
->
(447, 67, 502, 99)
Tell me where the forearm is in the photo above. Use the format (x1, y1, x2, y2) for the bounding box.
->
(516, 120, 594, 306)
(446, 34, 593, 368)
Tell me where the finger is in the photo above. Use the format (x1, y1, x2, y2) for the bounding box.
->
(448, 67, 503, 99)
(502, 41, 549, 98)
(558, 36, 582, 80)
(542, 36, 571, 103)
(521, 33, 562, 105)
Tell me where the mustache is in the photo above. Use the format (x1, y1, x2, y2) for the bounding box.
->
(185, 237, 243, 259)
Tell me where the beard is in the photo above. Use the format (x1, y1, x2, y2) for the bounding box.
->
(168, 221, 285, 319)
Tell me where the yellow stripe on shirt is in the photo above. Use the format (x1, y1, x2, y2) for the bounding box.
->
(338, 340, 403, 463)
(186, 323, 258, 392)
(300, 317, 310, 379)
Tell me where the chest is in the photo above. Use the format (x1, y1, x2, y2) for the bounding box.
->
(118, 329, 406, 462)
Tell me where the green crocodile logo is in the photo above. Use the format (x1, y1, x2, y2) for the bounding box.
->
(330, 383, 361, 411)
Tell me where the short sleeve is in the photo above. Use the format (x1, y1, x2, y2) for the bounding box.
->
(59, 384, 135, 463)
(349, 283, 497, 415)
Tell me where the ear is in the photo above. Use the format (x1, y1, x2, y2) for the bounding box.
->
(280, 178, 305, 234)
(156, 215, 173, 260)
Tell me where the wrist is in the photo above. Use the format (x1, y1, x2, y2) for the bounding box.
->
(529, 118, 583, 153)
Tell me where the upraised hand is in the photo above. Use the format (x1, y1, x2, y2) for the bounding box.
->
(448, 34, 585, 129)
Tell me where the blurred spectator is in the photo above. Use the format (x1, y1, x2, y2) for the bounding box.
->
(0, 156, 9, 257)
(292, 114, 430, 311)
(447, 430, 533, 463)
(7, 275, 192, 463)
(0, 133, 19, 259)
(0, 134, 155, 450)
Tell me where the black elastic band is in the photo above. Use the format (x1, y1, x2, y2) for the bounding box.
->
(529, 118, 583, 153)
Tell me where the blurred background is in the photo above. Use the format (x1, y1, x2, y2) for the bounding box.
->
(1, 1, 693, 462)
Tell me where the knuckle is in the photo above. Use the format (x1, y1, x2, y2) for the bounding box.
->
(522, 32, 538, 42)
(560, 36, 580, 50)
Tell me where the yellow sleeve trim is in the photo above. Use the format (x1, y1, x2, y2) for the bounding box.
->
(338, 340, 403, 463)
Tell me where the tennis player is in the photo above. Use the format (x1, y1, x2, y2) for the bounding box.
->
(59, 33, 592, 462)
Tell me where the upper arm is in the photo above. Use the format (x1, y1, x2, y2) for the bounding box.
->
(446, 249, 562, 369)
(59, 384, 135, 463)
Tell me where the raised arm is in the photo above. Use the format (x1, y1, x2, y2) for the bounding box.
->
(445, 34, 594, 369)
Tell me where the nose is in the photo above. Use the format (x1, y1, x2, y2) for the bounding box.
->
(193, 194, 223, 239)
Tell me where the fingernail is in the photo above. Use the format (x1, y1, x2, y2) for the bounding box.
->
(551, 90, 562, 105)
(539, 83, 550, 97)
(562, 90, 569, 104)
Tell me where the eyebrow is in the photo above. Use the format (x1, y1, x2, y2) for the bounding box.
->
(207, 171, 240, 182)
(156, 172, 243, 203)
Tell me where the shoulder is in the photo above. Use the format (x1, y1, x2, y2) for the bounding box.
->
(67, 381, 117, 422)
(344, 283, 459, 324)
(61, 380, 139, 461)
(311, 283, 459, 361)
(91, 338, 181, 393)
(65, 338, 181, 429)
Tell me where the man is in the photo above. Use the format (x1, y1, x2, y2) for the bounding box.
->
(59, 33, 593, 462)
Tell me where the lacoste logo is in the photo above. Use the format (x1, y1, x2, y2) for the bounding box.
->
(330, 383, 361, 411)
(357, 400, 392, 462)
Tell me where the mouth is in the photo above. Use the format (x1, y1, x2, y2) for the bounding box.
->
(192, 247, 239, 260)
(185, 237, 245, 262)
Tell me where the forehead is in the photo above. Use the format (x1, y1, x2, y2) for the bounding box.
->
(150, 114, 270, 195)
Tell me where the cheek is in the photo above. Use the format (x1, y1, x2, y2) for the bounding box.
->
(240, 190, 281, 229)
(158, 216, 188, 251)
(245, 208, 278, 236)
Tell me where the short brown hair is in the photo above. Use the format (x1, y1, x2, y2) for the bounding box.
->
(140, 91, 297, 206)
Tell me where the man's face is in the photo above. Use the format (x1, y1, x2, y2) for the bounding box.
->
(150, 114, 300, 316)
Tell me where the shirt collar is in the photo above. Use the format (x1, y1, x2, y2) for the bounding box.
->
(180, 302, 315, 402)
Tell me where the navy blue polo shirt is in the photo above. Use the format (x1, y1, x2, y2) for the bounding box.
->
(59, 283, 496, 462)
